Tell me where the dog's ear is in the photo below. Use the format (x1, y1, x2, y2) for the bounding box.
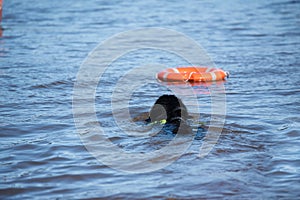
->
(149, 103, 167, 122)
(171, 106, 188, 119)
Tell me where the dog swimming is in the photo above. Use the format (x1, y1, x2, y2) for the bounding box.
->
(145, 94, 192, 134)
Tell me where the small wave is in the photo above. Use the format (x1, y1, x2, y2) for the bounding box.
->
(30, 79, 73, 89)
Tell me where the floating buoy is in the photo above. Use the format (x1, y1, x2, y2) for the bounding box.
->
(156, 67, 229, 82)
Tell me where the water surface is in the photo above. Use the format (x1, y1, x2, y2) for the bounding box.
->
(1, 0, 300, 199)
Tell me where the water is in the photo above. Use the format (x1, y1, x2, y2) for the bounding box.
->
(1, 0, 300, 199)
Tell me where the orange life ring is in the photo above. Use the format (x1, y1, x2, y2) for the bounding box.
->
(156, 67, 229, 82)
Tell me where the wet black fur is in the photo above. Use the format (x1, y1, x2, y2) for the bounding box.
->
(146, 95, 191, 134)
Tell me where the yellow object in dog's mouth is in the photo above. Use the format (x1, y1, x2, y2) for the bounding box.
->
(149, 119, 167, 125)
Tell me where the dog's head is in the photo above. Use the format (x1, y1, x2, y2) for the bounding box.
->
(146, 95, 191, 133)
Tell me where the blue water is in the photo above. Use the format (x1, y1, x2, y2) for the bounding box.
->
(1, 0, 300, 199)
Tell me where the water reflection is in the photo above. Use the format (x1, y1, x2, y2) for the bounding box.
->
(159, 80, 227, 95)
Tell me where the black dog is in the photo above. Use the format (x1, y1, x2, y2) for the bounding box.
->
(146, 95, 192, 134)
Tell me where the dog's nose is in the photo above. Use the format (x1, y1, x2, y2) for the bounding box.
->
(145, 117, 151, 123)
